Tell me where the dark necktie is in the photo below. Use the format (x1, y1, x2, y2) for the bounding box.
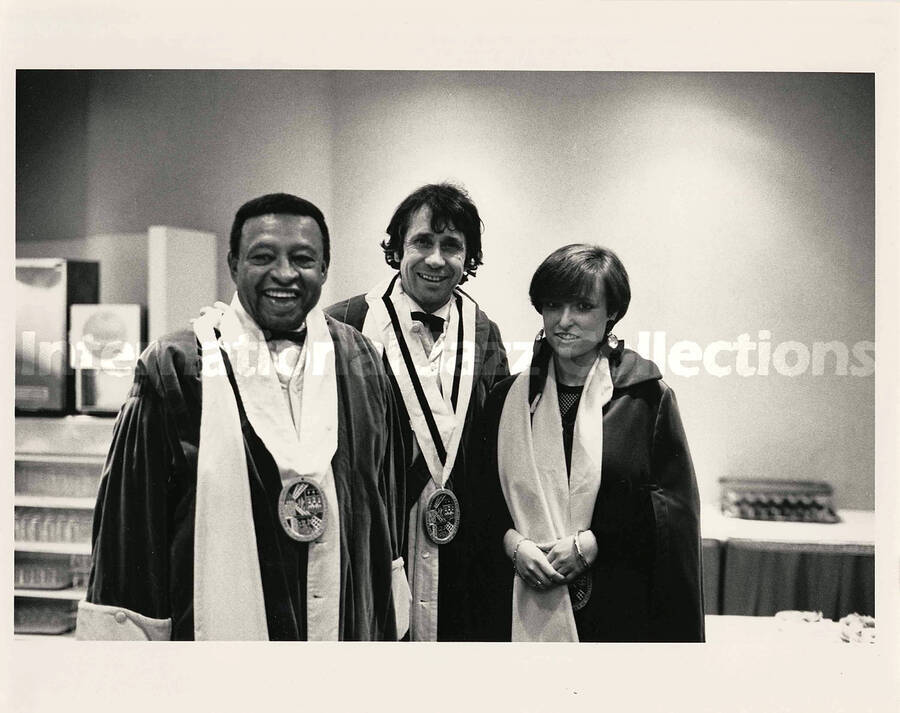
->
(266, 329, 306, 345)
(410, 311, 445, 340)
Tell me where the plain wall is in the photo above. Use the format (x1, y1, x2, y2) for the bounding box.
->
(17, 70, 336, 306)
(17, 71, 92, 244)
(15, 70, 875, 508)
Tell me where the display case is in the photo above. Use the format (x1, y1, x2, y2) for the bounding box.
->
(14, 416, 114, 638)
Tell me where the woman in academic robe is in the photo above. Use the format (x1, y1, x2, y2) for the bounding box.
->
(472, 244, 704, 642)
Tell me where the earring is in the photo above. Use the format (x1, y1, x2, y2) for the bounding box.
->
(606, 333, 619, 349)
(535, 328, 544, 342)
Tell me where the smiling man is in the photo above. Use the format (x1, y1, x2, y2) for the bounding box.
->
(76, 193, 407, 641)
(327, 183, 509, 641)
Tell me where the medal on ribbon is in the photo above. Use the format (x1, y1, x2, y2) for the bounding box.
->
(423, 487, 460, 545)
(278, 477, 327, 542)
(377, 277, 476, 548)
(568, 572, 592, 612)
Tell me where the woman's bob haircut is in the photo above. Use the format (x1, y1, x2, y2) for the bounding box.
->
(529, 243, 631, 335)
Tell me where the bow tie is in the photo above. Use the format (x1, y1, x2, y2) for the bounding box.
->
(410, 311, 445, 339)
(265, 329, 307, 345)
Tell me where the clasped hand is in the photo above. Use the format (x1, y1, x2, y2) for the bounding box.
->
(516, 531, 598, 590)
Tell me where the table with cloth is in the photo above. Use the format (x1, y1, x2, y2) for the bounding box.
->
(700, 509, 874, 620)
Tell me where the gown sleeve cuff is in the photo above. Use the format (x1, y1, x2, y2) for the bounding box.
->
(391, 557, 411, 640)
(75, 600, 172, 641)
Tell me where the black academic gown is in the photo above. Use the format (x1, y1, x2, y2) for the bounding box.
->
(84, 317, 405, 640)
(326, 293, 509, 640)
(472, 340, 705, 642)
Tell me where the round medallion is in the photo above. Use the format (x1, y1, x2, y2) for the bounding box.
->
(423, 487, 460, 545)
(569, 572, 592, 612)
(278, 477, 327, 542)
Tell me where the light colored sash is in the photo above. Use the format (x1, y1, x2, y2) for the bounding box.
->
(361, 276, 476, 640)
(362, 276, 476, 486)
(496, 355, 613, 641)
(193, 294, 340, 640)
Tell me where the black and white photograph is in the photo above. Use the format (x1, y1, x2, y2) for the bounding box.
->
(3, 2, 898, 712)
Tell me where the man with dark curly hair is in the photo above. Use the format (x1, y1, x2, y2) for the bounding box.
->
(327, 182, 509, 641)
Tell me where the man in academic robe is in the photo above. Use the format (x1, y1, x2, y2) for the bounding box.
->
(326, 183, 509, 641)
(76, 193, 408, 641)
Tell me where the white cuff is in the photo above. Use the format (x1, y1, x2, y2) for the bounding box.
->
(391, 557, 411, 640)
(76, 600, 172, 641)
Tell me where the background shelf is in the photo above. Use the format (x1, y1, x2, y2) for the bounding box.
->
(15, 496, 97, 509)
(15, 542, 92, 555)
(14, 632, 77, 641)
(15, 588, 87, 601)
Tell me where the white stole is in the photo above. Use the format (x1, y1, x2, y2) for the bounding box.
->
(361, 276, 476, 640)
(193, 294, 340, 640)
(496, 355, 613, 641)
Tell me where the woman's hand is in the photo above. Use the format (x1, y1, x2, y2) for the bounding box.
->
(193, 302, 229, 325)
(577, 529, 598, 566)
(542, 530, 598, 583)
(514, 539, 567, 590)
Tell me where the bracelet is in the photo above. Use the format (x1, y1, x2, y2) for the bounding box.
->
(574, 531, 590, 570)
(512, 537, 530, 577)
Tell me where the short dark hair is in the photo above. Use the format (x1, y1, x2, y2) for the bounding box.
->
(381, 183, 483, 282)
(229, 193, 330, 266)
(529, 244, 631, 336)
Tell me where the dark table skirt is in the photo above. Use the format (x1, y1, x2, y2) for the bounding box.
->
(719, 539, 874, 620)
